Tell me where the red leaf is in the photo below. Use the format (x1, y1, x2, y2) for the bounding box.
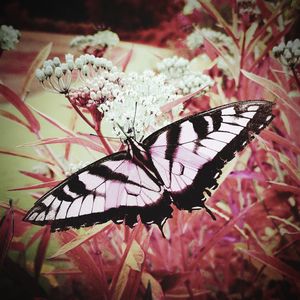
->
(19, 170, 53, 182)
(0, 109, 31, 130)
(268, 181, 300, 195)
(9, 180, 61, 191)
(21, 43, 52, 100)
(21, 137, 103, 152)
(0, 148, 54, 165)
(0, 201, 14, 266)
(34, 225, 51, 278)
(0, 83, 40, 133)
(121, 46, 134, 72)
(30, 106, 76, 136)
(241, 249, 300, 282)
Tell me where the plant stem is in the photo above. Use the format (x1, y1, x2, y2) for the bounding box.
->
(67, 98, 95, 129)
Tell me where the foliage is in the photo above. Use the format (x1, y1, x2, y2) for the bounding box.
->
(0, 1, 300, 299)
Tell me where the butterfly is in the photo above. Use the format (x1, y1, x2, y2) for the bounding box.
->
(23, 100, 274, 233)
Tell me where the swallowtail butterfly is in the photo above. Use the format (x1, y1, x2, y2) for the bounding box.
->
(24, 100, 274, 233)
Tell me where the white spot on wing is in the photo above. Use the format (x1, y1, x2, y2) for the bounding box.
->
(42, 195, 55, 207)
(93, 195, 105, 212)
(219, 123, 243, 134)
(196, 146, 217, 160)
(56, 201, 71, 219)
(78, 172, 104, 190)
(127, 195, 137, 206)
(222, 115, 250, 127)
(241, 112, 256, 118)
(221, 107, 236, 115)
(208, 131, 236, 143)
(67, 197, 83, 217)
(247, 105, 259, 111)
(63, 185, 78, 198)
(36, 212, 46, 221)
(179, 122, 198, 144)
(201, 138, 226, 151)
(204, 116, 214, 132)
(80, 194, 94, 215)
(28, 212, 38, 221)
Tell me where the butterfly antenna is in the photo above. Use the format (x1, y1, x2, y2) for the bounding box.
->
(89, 133, 121, 140)
(132, 102, 138, 140)
(203, 203, 216, 220)
(116, 123, 128, 139)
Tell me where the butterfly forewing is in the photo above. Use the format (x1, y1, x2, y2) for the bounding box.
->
(144, 100, 274, 211)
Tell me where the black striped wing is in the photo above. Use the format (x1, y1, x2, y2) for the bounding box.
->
(143, 100, 274, 212)
(23, 151, 173, 231)
(24, 100, 274, 232)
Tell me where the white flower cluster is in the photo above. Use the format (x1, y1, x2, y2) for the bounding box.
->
(99, 70, 179, 141)
(273, 39, 300, 67)
(237, 0, 261, 17)
(0, 25, 20, 51)
(70, 30, 119, 49)
(37, 54, 213, 141)
(157, 56, 214, 95)
(35, 53, 117, 94)
(186, 28, 236, 76)
(183, 0, 201, 15)
(186, 27, 233, 53)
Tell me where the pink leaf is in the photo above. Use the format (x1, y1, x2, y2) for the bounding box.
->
(0, 201, 14, 266)
(21, 42, 52, 100)
(241, 70, 300, 118)
(241, 249, 300, 282)
(9, 180, 62, 191)
(0, 83, 40, 133)
(0, 148, 54, 165)
(121, 46, 134, 72)
(34, 225, 51, 278)
(160, 86, 210, 113)
(20, 137, 103, 152)
(0, 109, 31, 130)
(199, 0, 238, 45)
(19, 170, 53, 182)
(30, 106, 76, 136)
(260, 130, 300, 154)
(268, 181, 300, 195)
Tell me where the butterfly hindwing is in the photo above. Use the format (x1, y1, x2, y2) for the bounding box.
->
(24, 151, 173, 231)
(144, 100, 274, 211)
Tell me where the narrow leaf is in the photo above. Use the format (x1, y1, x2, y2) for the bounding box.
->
(34, 225, 51, 278)
(0, 109, 31, 130)
(21, 42, 52, 99)
(9, 180, 61, 191)
(20, 137, 103, 152)
(240, 249, 300, 282)
(199, 0, 238, 44)
(141, 273, 164, 300)
(30, 105, 76, 136)
(0, 148, 54, 165)
(49, 223, 112, 258)
(0, 201, 14, 266)
(268, 181, 300, 195)
(241, 69, 300, 118)
(19, 170, 53, 182)
(0, 84, 40, 133)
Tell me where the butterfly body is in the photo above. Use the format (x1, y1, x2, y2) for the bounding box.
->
(24, 100, 274, 232)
